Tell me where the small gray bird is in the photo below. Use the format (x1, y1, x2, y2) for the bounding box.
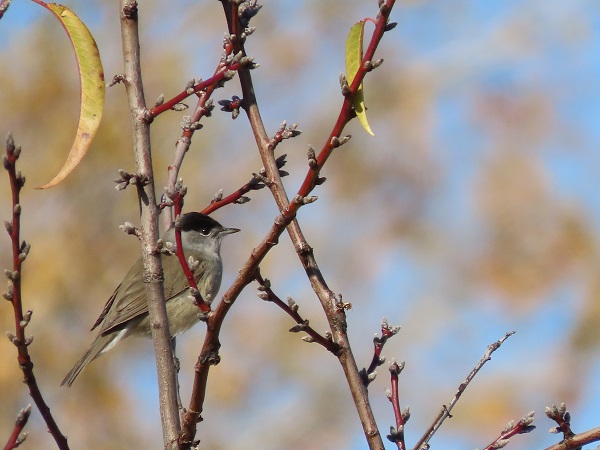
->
(61, 212, 239, 387)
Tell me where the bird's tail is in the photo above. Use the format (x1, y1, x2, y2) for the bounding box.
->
(61, 331, 122, 387)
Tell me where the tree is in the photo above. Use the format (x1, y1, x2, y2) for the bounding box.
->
(2, 1, 600, 449)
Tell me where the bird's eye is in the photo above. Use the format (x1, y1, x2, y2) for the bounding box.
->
(200, 228, 211, 236)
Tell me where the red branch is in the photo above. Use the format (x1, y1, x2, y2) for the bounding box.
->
(255, 272, 340, 353)
(482, 411, 535, 450)
(3, 135, 69, 450)
(363, 319, 400, 385)
(171, 192, 210, 313)
(3, 405, 31, 450)
(149, 60, 245, 119)
(387, 361, 407, 450)
(291, 0, 396, 210)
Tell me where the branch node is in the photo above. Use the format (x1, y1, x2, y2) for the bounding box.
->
(287, 296, 298, 312)
(173, 103, 189, 112)
(200, 349, 221, 366)
(339, 73, 351, 95)
(122, 1, 138, 20)
(212, 189, 224, 203)
(196, 308, 211, 322)
(4, 269, 19, 282)
(108, 74, 126, 87)
(218, 96, 241, 119)
(119, 222, 142, 239)
(289, 319, 309, 333)
(7, 331, 18, 345)
(385, 22, 398, 32)
(293, 194, 318, 206)
(20, 309, 33, 328)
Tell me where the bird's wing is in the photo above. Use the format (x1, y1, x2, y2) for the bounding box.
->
(96, 253, 207, 335)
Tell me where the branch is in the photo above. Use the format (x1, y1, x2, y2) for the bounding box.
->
(229, 2, 397, 449)
(544, 403, 600, 450)
(166, 181, 214, 314)
(361, 318, 401, 387)
(3, 135, 69, 449)
(413, 331, 515, 450)
(0, 0, 11, 20)
(544, 426, 600, 450)
(481, 411, 535, 450)
(201, 153, 289, 215)
(181, 1, 398, 448)
(160, 37, 257, 230)
(3, 405, 31, 450)
(254, 272, 340, 353)
(149, 57, 252, 119)
(118, 2, 180, 448)
(386, 361, 409, 450)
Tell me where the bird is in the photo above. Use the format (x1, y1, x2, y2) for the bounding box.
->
(61, 212, 239, 387)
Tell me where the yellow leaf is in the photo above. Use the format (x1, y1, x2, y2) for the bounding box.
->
(345, 20, 374, 136)
(36, 3, 105, 189)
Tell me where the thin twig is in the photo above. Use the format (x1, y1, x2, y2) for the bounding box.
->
(543, 403, 592, 450)
(254, 272, 340, 353)
(3, 405, 31, 450)
(201, 154, 288, 215)
(481, 411, 535, 450)
(3, 134, 69, 449)
(413, 331, 516, 450)
(386, 361, 408, 450)
(169, 183, 210, 313)
(361, 319, 401, 387)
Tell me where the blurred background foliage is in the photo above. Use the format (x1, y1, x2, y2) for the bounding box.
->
(1, 0, 600, 449)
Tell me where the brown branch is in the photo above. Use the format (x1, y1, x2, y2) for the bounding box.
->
(3, 135, 69, 449)
(3, 405, 31, 450)
(413, 331, 515, 450)
(543, 403, 598, 450)
(119, 2, 180, 448)
(545, 426, 600, 450)
(546, 403, 575, 440)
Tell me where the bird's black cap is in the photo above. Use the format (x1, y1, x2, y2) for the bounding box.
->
(179, 212, 223, 233)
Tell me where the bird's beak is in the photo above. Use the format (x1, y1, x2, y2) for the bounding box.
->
(220, 227, 240, 236)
